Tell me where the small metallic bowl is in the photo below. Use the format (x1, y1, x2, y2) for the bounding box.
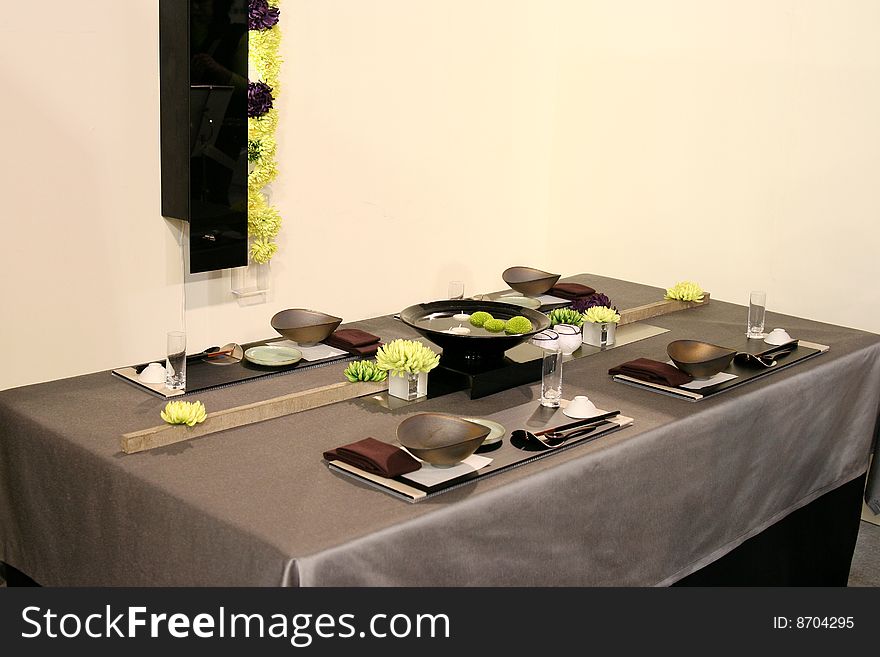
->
(270, 309, 342, 346)
(502, 266, 561, 297)
(397, 413, 492, 466)
(667, 340, 736, 379)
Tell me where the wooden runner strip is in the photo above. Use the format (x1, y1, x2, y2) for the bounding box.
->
(619, 293, 710, 326)
(121, 380, 387, 454)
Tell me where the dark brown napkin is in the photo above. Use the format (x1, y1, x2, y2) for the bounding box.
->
(325, 328, 382, 355)
(346, 342, 382, 357)
(608, 358, 694, 387)
(549, 283, 596, 300)
(324, 437, 421, 478)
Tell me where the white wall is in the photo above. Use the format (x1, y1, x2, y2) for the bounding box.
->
(1, 0, 878, 391)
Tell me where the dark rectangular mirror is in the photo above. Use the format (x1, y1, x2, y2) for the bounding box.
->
(160, 0, 249, 273)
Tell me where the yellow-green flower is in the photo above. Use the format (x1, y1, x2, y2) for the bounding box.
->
(665, 281, 705, 302)
(548, 307, 584, 327)
(250, 238, 278, 264)
(584, 306, 621, 324)
(375, 339, 440, 376)
(161, 401, 207, 427)
(343, 360, 388, 383)
(504, 315, 533, 335)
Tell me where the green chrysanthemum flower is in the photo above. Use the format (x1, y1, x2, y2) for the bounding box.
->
(343, 360, 388, 383)
(250, 238, 278, 264)
(504, 316, 533, 335)
(548, 307, 584, 327)
(469, 311, 493, 327)
(161, 401, 207, 427)
(584, 306, 621, 324)
(483, 318, 506, 333)
(375, 339, 440, 376)
(665, 281, 705, 303)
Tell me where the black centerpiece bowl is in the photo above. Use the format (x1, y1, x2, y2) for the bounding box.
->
(399, 300, 551, 366)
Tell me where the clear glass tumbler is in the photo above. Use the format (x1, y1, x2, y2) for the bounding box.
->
(448, 280, 464, 300)
(747, 291, 767, 339)
(540, 348, 563, 407)
(165, 330, 187, 390)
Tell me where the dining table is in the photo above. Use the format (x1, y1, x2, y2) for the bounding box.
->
(1, 273, 878, 587)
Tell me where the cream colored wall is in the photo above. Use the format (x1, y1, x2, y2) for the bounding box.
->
(547, 1, 880, 328)
(1, 1, 878, 391)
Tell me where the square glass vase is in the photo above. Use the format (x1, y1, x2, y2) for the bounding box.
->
(582, 321, 617, 348)
(388, 371, 428, 401)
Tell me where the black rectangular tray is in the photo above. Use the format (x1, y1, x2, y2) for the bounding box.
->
(327, 413, 633, 502)
(111, 338, 354, 399)
(612, 340, 829, 401)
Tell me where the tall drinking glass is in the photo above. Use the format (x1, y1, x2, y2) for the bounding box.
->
(165, 330, 187, 390)
(448, 280, 464, 300)
(747, 291, 766, 339)
(540, 348, 563, 407)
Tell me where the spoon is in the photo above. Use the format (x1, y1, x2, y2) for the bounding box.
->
(734, 345, 795, 368)
(187, 342, 243, 364)
(511, 416, 617, 450)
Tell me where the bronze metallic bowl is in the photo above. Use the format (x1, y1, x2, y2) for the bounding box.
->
(397, 413, 492, 466)
(667, 340, 736, 379)
(270, 309, 342, 346)
(502, 266, 561, 297)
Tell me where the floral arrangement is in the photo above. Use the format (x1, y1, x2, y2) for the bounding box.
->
(548, 307, 584, 327)
(161, 401, 208, 427)
(570, 293, 615, 314)
(665, 281, 705, 303)
(343, 360, 388, 383)
(375, 339, 441, 377)
(583, 306, 621, 324)
(247, 0, 283, 264)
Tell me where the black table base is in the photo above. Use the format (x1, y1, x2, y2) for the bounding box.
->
(675, 473, 865, 586)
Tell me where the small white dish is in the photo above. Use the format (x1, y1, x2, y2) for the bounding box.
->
(764, 328, 793, 346)
(563, 395, 601, 419)
(138, 362, 166, 384)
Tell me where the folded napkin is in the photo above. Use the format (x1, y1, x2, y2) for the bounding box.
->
(608, 358, 694, 387)
(325, 328, 382, 356)
(549, 283, 596, 300)
(346, 342, 382, 357)
(324, 437, 421, 478)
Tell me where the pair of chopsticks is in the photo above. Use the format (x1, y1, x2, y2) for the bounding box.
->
(534, 409, 621, 437)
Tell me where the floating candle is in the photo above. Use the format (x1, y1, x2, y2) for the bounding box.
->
(447, 325, 471, 335)
(452, 312, 471, 322)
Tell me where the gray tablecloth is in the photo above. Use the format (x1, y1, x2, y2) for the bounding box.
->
(1, 274, 879, 586)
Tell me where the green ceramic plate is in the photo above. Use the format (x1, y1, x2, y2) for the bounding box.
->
(244, 345, 303, 367)
(497, 295, 542, 310)
(462, 417, 505, 446)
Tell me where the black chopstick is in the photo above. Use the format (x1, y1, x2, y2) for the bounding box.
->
(535, 409, 621, 436)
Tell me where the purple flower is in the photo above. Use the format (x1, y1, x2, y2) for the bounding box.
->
(248, 81, 274, 118)
(571, 293, 615, 313)
(249, 0, 280, 31)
